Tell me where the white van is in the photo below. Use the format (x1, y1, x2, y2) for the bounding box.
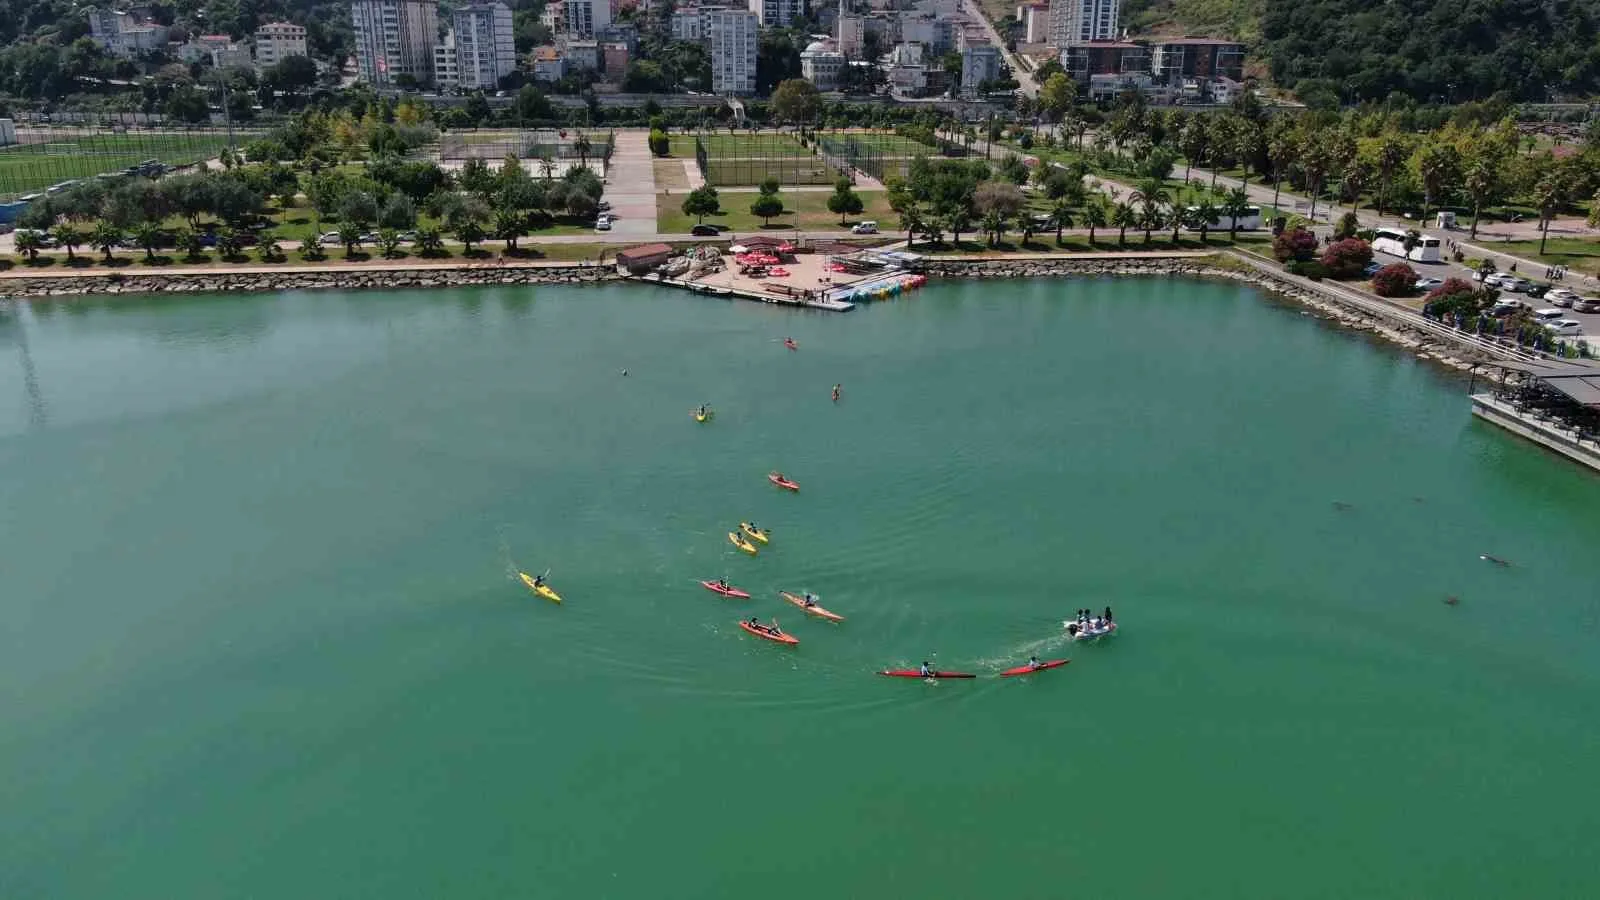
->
(851, 221, 878, 234)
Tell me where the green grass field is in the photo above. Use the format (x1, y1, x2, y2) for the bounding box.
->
(657, 189, 895, 233)
(0, 132, 237, 197)
(821, 133, 938, 155)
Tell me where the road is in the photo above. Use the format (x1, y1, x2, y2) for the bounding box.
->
(963, 0, 1037, 98)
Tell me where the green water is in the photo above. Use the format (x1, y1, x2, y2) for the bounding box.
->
(3, 279, 1599, 898)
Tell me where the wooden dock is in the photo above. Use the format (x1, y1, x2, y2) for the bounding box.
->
(630, 273, 855, 312)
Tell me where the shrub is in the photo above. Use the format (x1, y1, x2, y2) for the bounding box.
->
(648, 128, 670, 157)
(1273, 225, 1319, 262)
(1287, 260, 1330, 280)
(1372, 262, 1419, 297)
(1422, 278, 1492, 319)
(1333, 211, 1361, 240)
(1320, 237, 1373, 278)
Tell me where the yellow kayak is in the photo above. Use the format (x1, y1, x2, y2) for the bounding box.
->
(740, 522, 770, 544)
(519, 572, 562, 604)
(728, 531, 758, 555)
(693, 409, 714, 423)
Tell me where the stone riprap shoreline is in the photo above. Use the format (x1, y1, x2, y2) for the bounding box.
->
(0, 263, 618, 298)
(921, 253, 1527, 375)
(0, 251, 1527, 378)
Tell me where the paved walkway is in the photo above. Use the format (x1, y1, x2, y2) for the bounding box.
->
(602, 131, 659, 239)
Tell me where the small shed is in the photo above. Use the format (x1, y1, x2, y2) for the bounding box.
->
(616, 243, 675, 274)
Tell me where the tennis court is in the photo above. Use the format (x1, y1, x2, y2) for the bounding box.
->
(817, 133, 941, 182)
(695, 132, 838, 186)
(0, 129, 239, 199)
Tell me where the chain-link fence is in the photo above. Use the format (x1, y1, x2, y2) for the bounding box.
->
(0, 126, 248, 200)
(817, 133, 942, 183)
(693, 131, 837, 187)
(438, 129, 615, 167)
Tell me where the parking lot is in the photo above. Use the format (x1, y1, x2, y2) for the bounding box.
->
(1381, 249, 1600, 341)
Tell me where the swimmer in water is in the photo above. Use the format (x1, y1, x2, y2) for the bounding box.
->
(1480, 554, 1511, 567)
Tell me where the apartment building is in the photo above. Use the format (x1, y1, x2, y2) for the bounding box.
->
(85, 7, 169, 57)
(747, 0, 802, 27)
(1047, 0, 1119, 48)
(452, 2, 517, 90)
(707, 7, 759, 95)
(352, 0, 440, 87)
(563, 0, 612, 39)
(254, 22, 308, 69)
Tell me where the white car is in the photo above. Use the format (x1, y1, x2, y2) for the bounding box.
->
(1414, 277, 1445, 290)
(1574, 297, 1600, 313)
(1533, 308, 1565, 324)
(851, 221, 879, 234)
(1546, 288, 1579, 307)
(1500, 276, 1533, 293)
(1548, 319, 1584, 336)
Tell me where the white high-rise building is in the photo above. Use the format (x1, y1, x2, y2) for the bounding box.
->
(1047, 0, 1118, 48)
(563, 0, 612, 38)
(254, 22, 308, 69)
(453, 2, 517, 90)
(352, 0, 440, 87)
(434, 30, 461, 90)
(707, 8, 758, 95)
(747, 0, 803, 27)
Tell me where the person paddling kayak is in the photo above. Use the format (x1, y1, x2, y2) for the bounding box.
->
(1027, 656, 1042, 670)
(802, 592, 818, 608)
(831, 384, 841, 402)
(919, 660, 933, 677)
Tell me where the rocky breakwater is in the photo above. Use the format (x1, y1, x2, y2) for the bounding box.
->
(923, 253, 1522, 373)
(2, 263, 619, 299)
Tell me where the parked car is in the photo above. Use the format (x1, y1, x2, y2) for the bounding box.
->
(1490, 298, 1528, 316)
(1546, 288, 1579, 307)
(851, 220, 879, 234)
(690, 224, 719, 236)
(1501, 277, 1533, 293)
(318, 231, 343, 244)
(1573, 297, 1600, 313)
(1548, 319, 1584, 336)
(13, 228, 56, 246)
(1414, 277, 1445, 290)
(1532, 308, 1564, 325)
(594, 219, 611, 231)
(1362, 261, 1383, 277)
(1472, 268, 1495, 282)
(597, 200, 611, 211)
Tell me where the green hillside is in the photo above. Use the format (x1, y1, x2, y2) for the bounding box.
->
(1121, 0, 1600, 104)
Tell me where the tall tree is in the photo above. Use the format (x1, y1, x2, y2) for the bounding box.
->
(1373, 135, 1406, 217)
(1413, 139, 1462, 225)
(1463, 156, 1500, 239)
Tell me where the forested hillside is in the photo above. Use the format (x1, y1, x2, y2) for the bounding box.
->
(1124, 0, 1600, 104)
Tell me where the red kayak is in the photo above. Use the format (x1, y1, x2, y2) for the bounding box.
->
(999, 659, 1070, 677)
(768, 473, 800, 491)
(701, 580, 751, 599)
(784, 339, 798, 350)
(739, 621, 799, 645)
(879, 669, 976, 679)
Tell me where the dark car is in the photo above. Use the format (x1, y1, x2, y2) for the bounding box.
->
(690, 224, 719, 236)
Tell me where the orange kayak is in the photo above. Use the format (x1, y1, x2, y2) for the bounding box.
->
(779, 591, 844, 622)
(738, 621, 799, 645)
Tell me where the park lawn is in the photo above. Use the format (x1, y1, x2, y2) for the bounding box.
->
(669, 132, 812, 159)
(1488, 237, 1600, 278)
(654, 158, 690, 191)
(656, 189, 894, 233)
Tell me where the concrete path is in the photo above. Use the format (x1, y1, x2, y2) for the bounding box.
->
(684, 161, 705, 190)
(602, 131, 659, 239)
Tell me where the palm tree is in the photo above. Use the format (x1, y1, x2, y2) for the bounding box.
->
(416, 227, 445, 257)
(15, 229, 42, 262)
(1222, 187, 1251, 240)
(90, 222, 122, 263)
(494, 207, 525, 252)
(1374, 135, 1405, 216)
(539, 154, 556, 181)
(51, 224, 80, 261)
(1268, 126, 1296, 214)
(1464, 157, 1498, 239)
(1416, 140, 1461, 227)
(981, 210, 1003, 247)
(177, 228, 206, 260)
(1299, 134, 1332, 222)
(454, 219, 485, 254)
(257, 231, 281, 263)
(1195, 198, 1218, 244)
(378, 229, 403, 259)
(1533, 176, 1565, 256)
(1112, 201, 1136, 246)
(338, 221, 363, 258)
(573, 135, 593, 169)
(300, 235, 325, 261)
(217, 227, 243, 260)
(132, 222, 162, 261)
(1084, 199, 1107, 245)
(1130, 181, 1169, 244)
(1051, 199, 1074, 244)
(898, 205, 923, 249)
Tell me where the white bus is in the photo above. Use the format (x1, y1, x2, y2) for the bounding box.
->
(1372, 227, 1442, 263)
